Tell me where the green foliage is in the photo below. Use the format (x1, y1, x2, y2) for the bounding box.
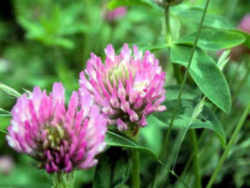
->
(14, 2, 89, 49)
(93, 154, 112, 188)
(93, 149, 130, 188)
(0, 0, 249, 187)
(174, 8, 232, 29)
(0, 83, 21, 98)
(0, 156, 50, 188)
(235, 30, 250, 47)
(106, 131, 159, 161)
(177, 27, 246, 50)
(108, 0, 162, 11)
(0, 108, 10, 117)
(170, 44, 232, 113)
(140, 120, 163, 155)
(150, 98, 226, 146)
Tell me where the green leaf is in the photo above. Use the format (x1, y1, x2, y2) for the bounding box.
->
(0, 108, 10, 117)
(217, 50, 231, 70)
(18, 17, 44, 39)
(48, 37, 74, 49)
(165, 85, 201, 101)
(140, 121, 163, 155)
(177, 27, 246, 51)
(170, 44, 232, 113)
(108, 0, 162, 11)
(0, 108, 9, 114)
(141, 44, 168, 52)
(93, 154, 112, 188)
(233, 30, 250, 48)
(18, 7, 75, 49)
(0, 83, 21, 98)
(172, 7, 233, 29)
(151, 99, 226, 146)
(243, 33, 250, 48)
(0, 116, 10, 134)
(147, 115, 166, 129)
(93, 148, 130, 188)
(129, 42, 168, 52)
(112, 153, 130, 187)
(115, 185, 130, 188)
(106, 130, 159, 161)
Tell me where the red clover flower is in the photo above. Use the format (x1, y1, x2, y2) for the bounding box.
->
(79, 44, 166, 133)
(6, 83, 107, 173)
(104, 7, 127, 21)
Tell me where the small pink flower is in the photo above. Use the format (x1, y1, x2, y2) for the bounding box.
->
(238, 14, 250, 33)
(104, 7, 127, 21)
(6, 83, 107, 173)
(79, 44, 166, 132)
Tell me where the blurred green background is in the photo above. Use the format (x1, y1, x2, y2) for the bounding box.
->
(0, 0, 249, 187)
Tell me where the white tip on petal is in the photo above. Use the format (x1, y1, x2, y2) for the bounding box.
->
(105, 44, 115, 61)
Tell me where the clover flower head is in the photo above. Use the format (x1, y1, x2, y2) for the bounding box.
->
(104, 7, 127, 21)
(79, 44, 166, 133)
(238, 14, 250, 33)
(6, 83, 107, 173)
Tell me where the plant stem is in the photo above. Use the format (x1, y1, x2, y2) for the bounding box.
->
(154, 96, 206, 187)
(173, 64, 183, 84)
(159, 3, 171, 161)
(206, 103, 250, 188)
(179, 129, 210, 185)
(131, 149, 140, 188)
(170, 169, 190, 188)
(178, 152, 193, 186)
(160, 0, 211, 160)
(153, 0, 210, 186)
(229, 60, 244, 87)
(190, 129, 201, 188)
(232, 65, 250, 105)
(52, 172, 75, 188)
(165, 5, 171, 46)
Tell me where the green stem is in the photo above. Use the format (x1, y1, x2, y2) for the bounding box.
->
(160, 5, 171, 160)
(154, 96, 206, 187)
(170, 170, 190, 188)
(178, 152, 193, 186)
(178, 129, 208, 186)
(160, 0, 211, 160)
(206, 103, 250, 188)
(165, 5, 171, 46)
(232, 65, 250, 105)
(52, 172, 75, 188)
(229, 60, 244, 87)
(190, 130, 201, 188)
(153, 0, 210, 186)
(131, 150, 140, 188)
(173, 64, 183, 84)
